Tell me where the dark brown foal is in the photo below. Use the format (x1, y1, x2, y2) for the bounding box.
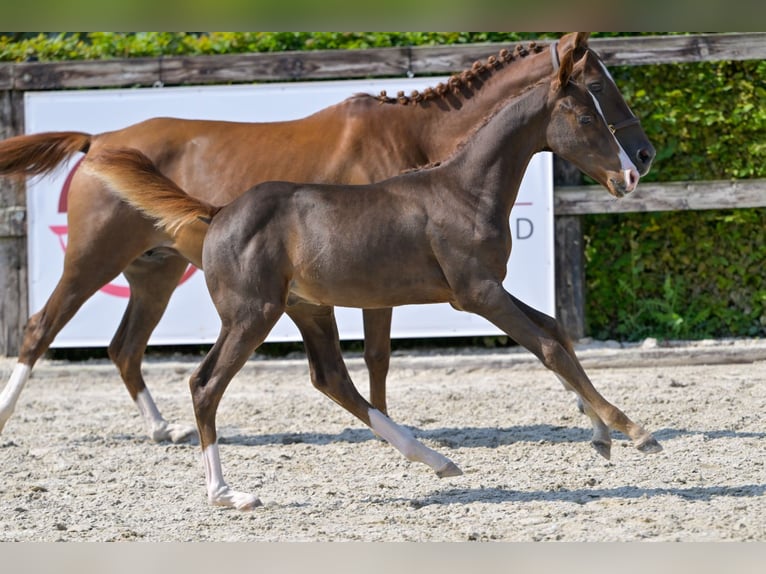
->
(83, 45, 660, 509)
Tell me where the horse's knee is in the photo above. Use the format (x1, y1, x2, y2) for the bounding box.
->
(540, 338, 572, 373)
(309, 364, 347, 392)
(18, 312, 53, 366)
(364, 346, 390, 373)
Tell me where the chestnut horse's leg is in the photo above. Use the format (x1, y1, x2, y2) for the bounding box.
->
(1, 264, 133, 434)
(508, 295, 611, 458)
(1, 186, 159, 436)
(455, 280, 661, 459)
(286, 302, 462, 478)
(362, 308, 392, 414)
(109, 253, 197, 443)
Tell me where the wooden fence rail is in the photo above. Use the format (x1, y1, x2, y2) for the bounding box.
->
(553, 179, 766, 339)
(2, 33, 765, 355)
(1, 33, 765, 91)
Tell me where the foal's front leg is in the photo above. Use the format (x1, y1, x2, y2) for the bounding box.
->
(509, 295, 611, 458)
(457, 280, 661, 457)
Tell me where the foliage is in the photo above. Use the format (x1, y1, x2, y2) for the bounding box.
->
(1, 32, 763, 341)
(0, 32, 550, 62)
(585, 209, 766, 341)
(609, 59, 766, 182)
(584, 57, 766, 340)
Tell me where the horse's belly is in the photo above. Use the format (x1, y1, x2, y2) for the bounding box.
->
(289, 267, 451, 309)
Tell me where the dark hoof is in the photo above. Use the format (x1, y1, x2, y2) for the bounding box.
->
(591, 440, 611, 460)
(436, 461, 463, 478)
(637, 436, 663, 454)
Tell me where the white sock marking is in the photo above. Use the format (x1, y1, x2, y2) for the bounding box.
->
(201, 443, 261, 509)
(0, 363, 31, 432)
(135, 389, 170, 441)
(202, 443, 228, 498)
(368, 408, 454, 472)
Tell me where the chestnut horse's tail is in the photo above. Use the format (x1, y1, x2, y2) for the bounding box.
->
(0, 131, 92, 178)
(81, 147, 221, 236)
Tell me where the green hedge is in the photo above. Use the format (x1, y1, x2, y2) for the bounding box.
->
(2, 32, 764, 341)
(585, 58, 766, 341)
(0, 32, 550, 61)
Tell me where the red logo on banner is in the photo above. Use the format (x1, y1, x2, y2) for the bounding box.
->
(52, 158, 198, 298)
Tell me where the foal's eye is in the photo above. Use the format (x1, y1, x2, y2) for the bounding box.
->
(579, 115, 593, 125)
(588, 82, 603, 93)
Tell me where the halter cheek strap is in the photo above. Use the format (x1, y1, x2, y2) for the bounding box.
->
(550, 40, 560, 72)
(608, 116, 641, 134)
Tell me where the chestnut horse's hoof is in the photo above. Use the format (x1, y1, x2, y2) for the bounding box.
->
(151, 422, 198, 444)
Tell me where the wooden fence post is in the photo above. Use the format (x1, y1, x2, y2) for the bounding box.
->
(553, 157, 586, 340)
(0, 89, 26, 357)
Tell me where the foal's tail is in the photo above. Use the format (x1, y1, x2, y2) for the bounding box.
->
(81, 147, 221, 236)
(0, 131, 92, 178)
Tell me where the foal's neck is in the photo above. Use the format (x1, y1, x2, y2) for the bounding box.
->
(438, 82, 550, 220)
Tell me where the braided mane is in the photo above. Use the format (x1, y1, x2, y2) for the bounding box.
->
(370, 41, 546, 106)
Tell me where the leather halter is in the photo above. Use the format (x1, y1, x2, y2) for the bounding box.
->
(549, 39, 641, 134)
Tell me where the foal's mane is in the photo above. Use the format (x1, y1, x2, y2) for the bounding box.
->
(356, 41, 547, 107)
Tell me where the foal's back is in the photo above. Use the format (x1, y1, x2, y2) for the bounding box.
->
(203, 173, 455, 309)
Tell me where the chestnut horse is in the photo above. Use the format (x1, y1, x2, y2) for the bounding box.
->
(0, 33, 655, 446)
(82, 46, 661, 509)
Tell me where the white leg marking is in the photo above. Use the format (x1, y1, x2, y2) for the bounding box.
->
(0, 363, 31, 433)
(135, 389, 197, 443)
(202, 443, 261, 510)
(368, 408, 462, 477)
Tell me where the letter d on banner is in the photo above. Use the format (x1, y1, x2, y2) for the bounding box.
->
(516, 217, 534, 240)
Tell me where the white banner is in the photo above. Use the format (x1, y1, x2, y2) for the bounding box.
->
(24, 78, 554, 347)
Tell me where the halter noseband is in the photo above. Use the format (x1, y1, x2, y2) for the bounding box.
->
(549, 39, 641, 135)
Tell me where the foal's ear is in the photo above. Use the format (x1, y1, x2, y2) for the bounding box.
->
(557, 32, 591, 60)
(553, 48, 574, 91)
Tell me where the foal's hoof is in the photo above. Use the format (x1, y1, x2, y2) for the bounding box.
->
(636, 435, 663, 454)
(591, 440, 612, 460)
(210, 488, 263, 511)
(436, 461, 463, 478)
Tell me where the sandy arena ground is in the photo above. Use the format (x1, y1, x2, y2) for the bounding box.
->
(1, 338, 765, 542)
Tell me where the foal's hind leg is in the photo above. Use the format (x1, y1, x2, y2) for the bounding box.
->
(287, 303, 462, 478)
(190, 297, 288, 510)
(190, 323, 274, 510)
(457, 281, 661, 457)
(109, 252, 197, 443)
(510, 295, 611, 458)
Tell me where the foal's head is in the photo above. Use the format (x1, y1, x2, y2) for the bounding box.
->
(546, 45, 644, 198)
(558, 32, 655, 178)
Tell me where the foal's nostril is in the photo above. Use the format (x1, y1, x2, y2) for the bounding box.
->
(637, 148, 654, 165)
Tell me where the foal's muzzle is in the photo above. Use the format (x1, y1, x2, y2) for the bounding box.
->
(609, 167, 640, 197)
